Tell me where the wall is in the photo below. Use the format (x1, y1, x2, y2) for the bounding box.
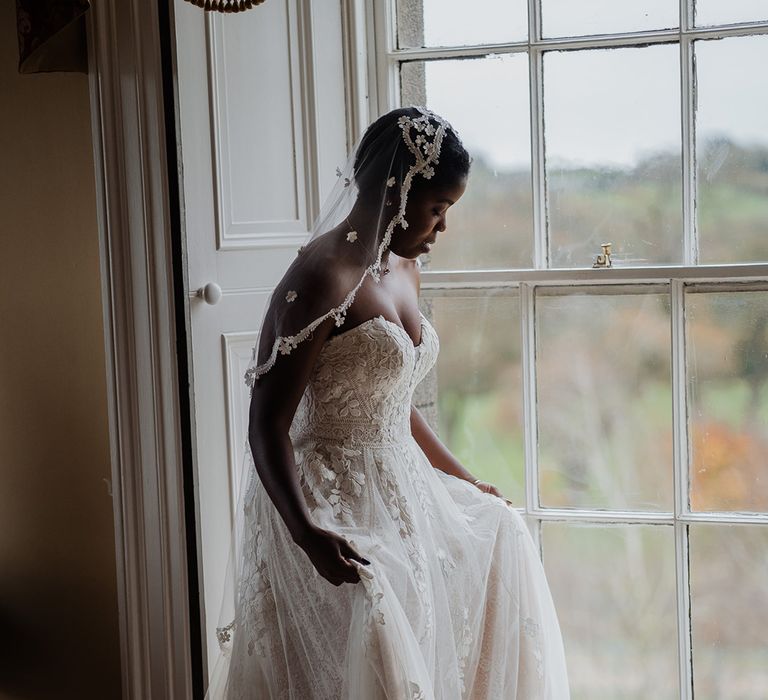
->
(0, 4, 122, 699)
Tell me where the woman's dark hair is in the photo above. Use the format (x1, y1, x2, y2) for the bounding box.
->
(353, 107, 471, 195)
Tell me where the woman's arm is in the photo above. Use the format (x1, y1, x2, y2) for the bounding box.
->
(401, 264, 507, 498)
(404, 261, 477, 483)
(409, 404, 478, 483)
(247, 267, 350, 544)
(410, 404, 511, 503)
(248, 294, 369, 586)
(248, 316, 335, 543)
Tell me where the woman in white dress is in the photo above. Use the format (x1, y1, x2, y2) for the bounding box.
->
(206, 107, 570, 699)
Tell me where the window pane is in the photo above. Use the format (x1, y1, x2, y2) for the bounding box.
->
(695, 36, 768, 264)
(402, 56, 533, 270)
(690, 524, 768, 698)
(396, 0, 527, 48)
(536, 289, 673, 511)
(542, 523, 678, 699)
(695, 0, 768, 26)
(424, 293, 525, 505)
(544, 46, 682, 268)
(542, 0, 678, 38)
(687, 289, 768, 512)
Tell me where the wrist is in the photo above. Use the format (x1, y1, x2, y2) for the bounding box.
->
(448, 462, 478, 483)
(288, 516, 317, 547)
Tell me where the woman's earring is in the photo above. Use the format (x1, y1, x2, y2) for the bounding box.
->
(385, 199, 392, 206)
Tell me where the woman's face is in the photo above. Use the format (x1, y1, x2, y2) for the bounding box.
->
(390, 176, 468, 259)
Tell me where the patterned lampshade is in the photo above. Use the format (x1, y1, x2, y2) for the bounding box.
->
(182, 0, 267, 12)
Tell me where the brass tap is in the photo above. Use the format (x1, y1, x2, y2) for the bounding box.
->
(592, 242, 612, 268)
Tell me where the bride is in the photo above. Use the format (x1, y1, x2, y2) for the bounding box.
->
(205, 106, 570, 699)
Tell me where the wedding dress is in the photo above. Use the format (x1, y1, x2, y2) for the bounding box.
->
(211, 310, 571, 699)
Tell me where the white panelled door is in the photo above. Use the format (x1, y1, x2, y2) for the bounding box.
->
(172, 0, 350, 676)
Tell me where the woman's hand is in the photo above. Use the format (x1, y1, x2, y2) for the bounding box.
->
(472, 479, 514, 506)
(294, 524, 370, 586)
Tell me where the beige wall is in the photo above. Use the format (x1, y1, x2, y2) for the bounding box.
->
(0, 5, 122, 699)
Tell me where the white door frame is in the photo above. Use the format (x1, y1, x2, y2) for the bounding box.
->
(86, 0, 196, 696)
(86, 0, 377, 696)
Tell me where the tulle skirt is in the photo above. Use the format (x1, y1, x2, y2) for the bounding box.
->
(205, 433, 570, 699)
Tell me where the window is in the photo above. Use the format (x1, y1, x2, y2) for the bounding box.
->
(381, 1, 768, 697)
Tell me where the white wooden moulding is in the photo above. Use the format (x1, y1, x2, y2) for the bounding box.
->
(206, 2, 315, 250)
(87, 0, 195, 696)
(341, 0, 373, 143)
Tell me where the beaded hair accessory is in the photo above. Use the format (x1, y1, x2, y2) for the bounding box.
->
(244, 107, 457, 388)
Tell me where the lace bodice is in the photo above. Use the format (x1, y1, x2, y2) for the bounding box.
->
(289, 311, 439, 447)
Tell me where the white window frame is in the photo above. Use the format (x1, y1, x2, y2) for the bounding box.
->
(369, 2, 768, 698)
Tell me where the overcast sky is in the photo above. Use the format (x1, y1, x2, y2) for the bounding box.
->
(413, 0, 768, 170)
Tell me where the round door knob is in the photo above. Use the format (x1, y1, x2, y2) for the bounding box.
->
(196, 282, 222, 305)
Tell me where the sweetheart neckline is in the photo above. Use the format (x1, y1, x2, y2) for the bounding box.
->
(325, 312, 427, 351)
